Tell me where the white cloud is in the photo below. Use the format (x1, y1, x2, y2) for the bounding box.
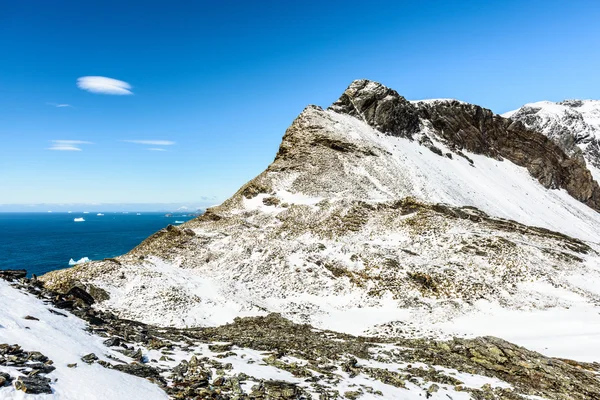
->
(48, 140, 94, 151)
(122, 140, 175, 146)
(147, 148, 167, 151)
(47, 102, 74, 108)
(77, 76, 133, 95)
(48, 145, 81, 151)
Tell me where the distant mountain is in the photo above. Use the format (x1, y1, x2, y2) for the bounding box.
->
(504, 99, 600, 176)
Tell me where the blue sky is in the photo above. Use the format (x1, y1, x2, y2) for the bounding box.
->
(1, 1, 600, 208)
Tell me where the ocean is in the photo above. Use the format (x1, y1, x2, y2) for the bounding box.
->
(0, 212, 196, 277)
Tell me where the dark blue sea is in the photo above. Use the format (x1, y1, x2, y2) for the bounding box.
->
(0, 212, 196, 276)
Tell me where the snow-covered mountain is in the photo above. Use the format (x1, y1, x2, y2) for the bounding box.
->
(504, 99, 600, 177)
(40, 80, 600, 367)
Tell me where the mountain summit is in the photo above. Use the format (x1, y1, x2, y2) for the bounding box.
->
(42, 80, 600, 361)
(504, 99, 600, 174)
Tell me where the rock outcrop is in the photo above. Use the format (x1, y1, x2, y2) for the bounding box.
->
(504, 99, 600, 172)
(332, 80, 600, 211)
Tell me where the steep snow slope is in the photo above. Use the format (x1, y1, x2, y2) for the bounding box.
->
(0, 280, 168, 400)
(42, 81, 600, 363)
(504, 99, 600, 175)
(245, 106, 600, 241)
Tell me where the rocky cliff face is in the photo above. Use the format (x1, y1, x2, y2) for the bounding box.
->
(332, 80, 600, 211)
(504, 99, 600, 174)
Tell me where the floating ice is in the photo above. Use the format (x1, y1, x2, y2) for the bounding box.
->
(74, 217, 85, 222)
(97, 213, 104, 216)
(68, 257, 90, 266)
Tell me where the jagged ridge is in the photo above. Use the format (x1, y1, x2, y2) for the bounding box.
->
(332, 80, 600, 211)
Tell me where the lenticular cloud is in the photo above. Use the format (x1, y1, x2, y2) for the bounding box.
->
(77, 76, 133, 95)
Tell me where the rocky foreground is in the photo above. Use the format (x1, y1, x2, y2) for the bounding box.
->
(1, 271, 599, 399)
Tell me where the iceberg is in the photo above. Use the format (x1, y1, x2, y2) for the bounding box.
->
(97, 213, 104, 216)
(68, 257, 90, 266)
(74, 217, 85, 222)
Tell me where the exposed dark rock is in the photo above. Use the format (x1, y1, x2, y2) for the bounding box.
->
(249, 380, 308, 399)
(103, 337, 122, 347)
(0, 372, 12, 387)
(54, 300, 75, 309)
(67, 286, 96, 306)
(329, 79, 421, 138)
(48, 309, 68, 317)
(113, 363, 162, 379)
(81, 353, 98, 364)
(415, 100, 600, 211)
(208, 343, 233, 353)
(24, 362, 56, 374)
(0, 269, 27, 280)
(14, 375, 52, 394)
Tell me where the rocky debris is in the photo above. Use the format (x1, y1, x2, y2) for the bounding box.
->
(0, 269, 27, 280)
(126, 223, 198, 260)
(67, 286, 96, 305)
(394, 335, 600, 400)
(23, 315, 40, 321)
(250, 380, 308, 399)
(81, 353, 99, 364)
(104, 337, 123, 347)
(0, 344, 55, 394)
(14, 375, 52, 394)
(0, 372, 12, 387)
(208, 343, 234, 353)
(113, 363, 162, 380)
(3, 274, 600, 399)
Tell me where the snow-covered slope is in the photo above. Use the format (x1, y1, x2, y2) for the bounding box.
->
(504, 99, 600, 176)
(41, 80, 600, 364)
(0, 280, 168, 400)
(7, 277, 598, 400)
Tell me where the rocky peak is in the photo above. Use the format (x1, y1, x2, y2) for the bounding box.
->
(329, 79, 421, 137)
(504, 99, 600, 171)
(329, 80, 600, 212)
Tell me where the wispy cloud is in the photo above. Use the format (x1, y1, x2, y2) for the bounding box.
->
(77, 76, 133, 95)
(122, 140, 175, 146)
(147, 148, 167, 151)
(48, 140, 94, 151)
(47, 102, 74, 108)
